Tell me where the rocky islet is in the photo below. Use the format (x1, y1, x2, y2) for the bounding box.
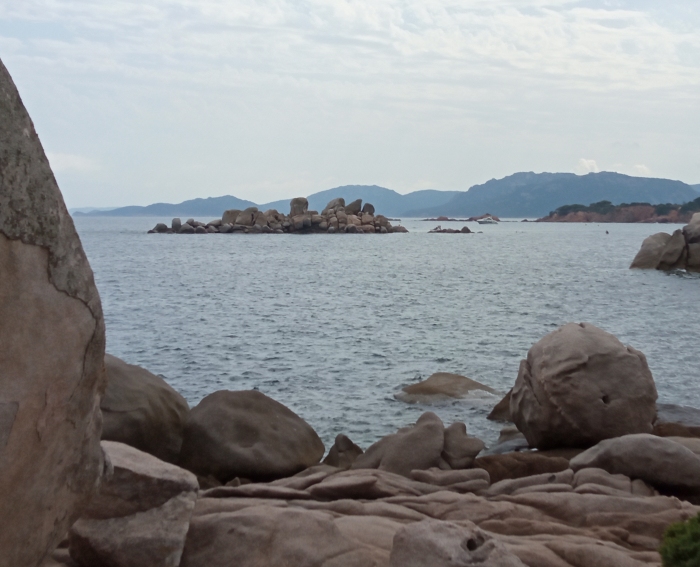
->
(630, 212, 700, 271)
(148, 197, 409, 235)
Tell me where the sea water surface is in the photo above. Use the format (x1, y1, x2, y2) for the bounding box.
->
(74, 216, 700, 449)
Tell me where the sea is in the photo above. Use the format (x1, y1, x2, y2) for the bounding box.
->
(73, 216, 700, 450)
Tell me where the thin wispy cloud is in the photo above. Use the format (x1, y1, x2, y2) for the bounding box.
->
(1, 1, 698, 206)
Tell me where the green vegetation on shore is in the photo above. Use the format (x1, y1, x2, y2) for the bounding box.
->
(549, 197, 700, 218)
(659, 513, 700, 567)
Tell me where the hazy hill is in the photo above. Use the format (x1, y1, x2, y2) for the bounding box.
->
(260, 185, 460, 217)
(77, 186, 459, 218)
(405, 172, 699, 218)
(75, 195, 257, 217)
(693, 184, 700, 193)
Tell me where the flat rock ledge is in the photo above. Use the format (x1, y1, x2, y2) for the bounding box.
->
(44, 442, 700, 567)
(148, 197, 409, 235)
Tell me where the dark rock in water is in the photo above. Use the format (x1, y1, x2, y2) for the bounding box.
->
(345, 199, 363, 215)
(179, 223, 194, 234)
(510, 322, 657, 450)
(154, 223, 168, 233)
(474, 452, 570, 484)
(654, 403, 700, 438)
(101, 354, 190, 464)
(194, 226, 206, 234)
(186, 218, 195, 226)
(171, 218, 182, 232)
(0, 58, 106, 567)
(362, 203, 375, 215)
(487, 390, 512, 422)
(178, 390, 325, 482)
(323, 434, 364, 469)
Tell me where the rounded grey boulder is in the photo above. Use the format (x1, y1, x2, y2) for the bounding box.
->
(510, 322, 657, 450)
(101, 354, 189, 464)
(178, 390, 324, 482)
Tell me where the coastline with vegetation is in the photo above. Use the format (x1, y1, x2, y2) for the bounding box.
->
(538, 198, 700, 223)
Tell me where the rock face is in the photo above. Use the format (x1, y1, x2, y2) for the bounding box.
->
(395, 372, 497, 404)
(178, 390, 325, 482)
(69, 441, 198, 567)
(0, 59, 107, 567)
(289, 197, 309, 217)
(510, 323, 657, 450)
(352, 413, 484, 476)
(630, 232, 672, 269)
(101, 354, 189, 463)
(570, 434, 700, 493)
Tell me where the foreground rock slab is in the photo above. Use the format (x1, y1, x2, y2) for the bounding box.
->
(0, 58, 106, 567)
(510, 322, 657, 450)
(102, 354, 189, 463)
(69, 441, 198, 567)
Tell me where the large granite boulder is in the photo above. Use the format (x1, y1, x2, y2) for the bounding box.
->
(656, 229, 687, 270)
(0, 59, 107, 567)
(69, 441, 198, 567)
(345, 198, 363, 215)
(178, 390, 324, 482)
(570, 434, 700, 493)
(102, 354, 189, 463)
(510, 323, 657, 450)
(629, 232, 672, 269)
(221, 209, 240, 225)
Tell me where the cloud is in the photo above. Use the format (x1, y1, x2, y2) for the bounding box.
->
(632, 164, 652, 176)
(574, 159, 600, 174)
(46, 152, 98, 173)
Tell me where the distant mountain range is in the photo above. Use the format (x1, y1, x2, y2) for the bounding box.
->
(73, 172, 700, 219)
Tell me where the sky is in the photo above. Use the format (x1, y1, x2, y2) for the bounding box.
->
(1, 0, 699, 208)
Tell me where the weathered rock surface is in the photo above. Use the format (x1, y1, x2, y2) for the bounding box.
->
(69, 441, 198, 567)
(102, 354, 189, 463)
(178, 390, 325, 482)
(510, 323, 657, 450)
(390, 519, 526, 567)
(0, 58, 106, 567)
(683, 212, 700, 244)
(570, 434, 700, 492)
(656, 229, 687, 270)
(176, 463, 699, 567)
(395, 372, 497, 404)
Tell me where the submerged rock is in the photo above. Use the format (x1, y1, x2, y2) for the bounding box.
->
(395, 372, 497, 404)
(0, 58, 106, 567)
(510, 322, 657, 450)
